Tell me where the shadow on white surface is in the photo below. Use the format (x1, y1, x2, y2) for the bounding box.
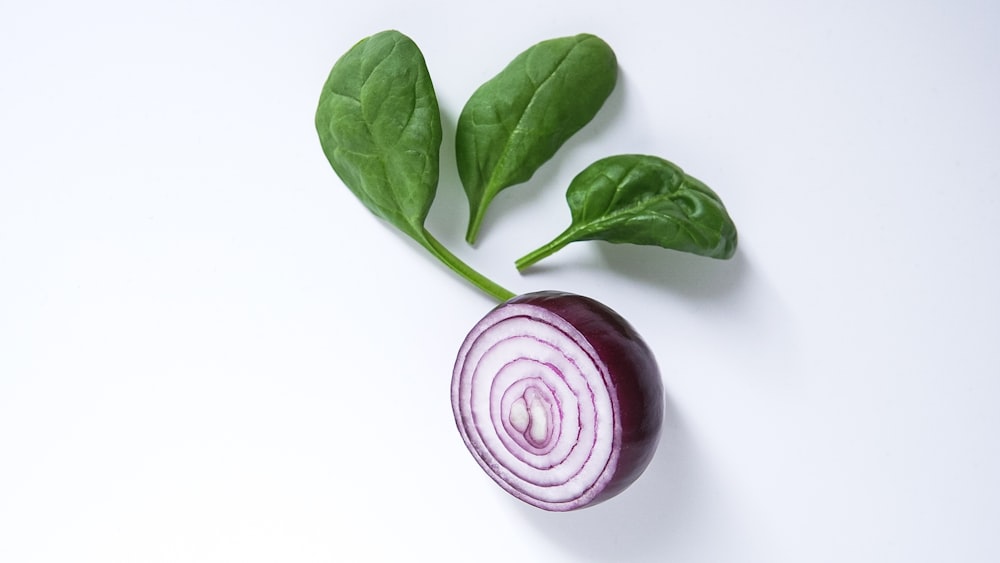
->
(515, 390, 712, 561)
(508, 245, 800, 562)
(597, 241, 749, 302)
(513, 235, 750, 306)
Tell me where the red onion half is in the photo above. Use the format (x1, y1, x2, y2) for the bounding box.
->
(451, 291, 663, 511)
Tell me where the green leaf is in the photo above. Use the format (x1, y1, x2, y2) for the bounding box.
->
(315, 30, 513, 302)
(516, 154, 738, 270)
(456, 33, 618, 244)
(315, 30, 442, 241)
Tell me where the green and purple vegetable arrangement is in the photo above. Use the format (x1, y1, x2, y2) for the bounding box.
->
(315, 30, 737, 511)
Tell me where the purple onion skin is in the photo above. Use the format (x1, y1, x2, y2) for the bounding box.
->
(513, 291, 664, 505)
(453, 290, 664, 510)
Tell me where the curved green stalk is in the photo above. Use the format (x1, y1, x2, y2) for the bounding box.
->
(464, 193, 493, 245)
(419, 229, 515, 302)
(515, 228, 576, 271)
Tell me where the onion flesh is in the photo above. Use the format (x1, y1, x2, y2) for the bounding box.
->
(451, 291, 663, 511)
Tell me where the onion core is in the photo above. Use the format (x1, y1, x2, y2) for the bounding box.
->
(451, 291, 663, 511)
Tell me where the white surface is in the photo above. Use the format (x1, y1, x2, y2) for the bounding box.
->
(2, 1, 999, 561)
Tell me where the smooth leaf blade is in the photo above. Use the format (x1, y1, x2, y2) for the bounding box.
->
(314, 30, 514, 302)
(456, 33, 618, 243)
(516, 155, 738, 270)
(569, 155, 737, 257)
(315, 29, 442, 240)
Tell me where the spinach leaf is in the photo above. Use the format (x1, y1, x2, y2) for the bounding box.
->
(315, 30, 441, 242)
(315, 30, 513, 301)
(515, 154, 738, 270)
(456, 34, 618, 244)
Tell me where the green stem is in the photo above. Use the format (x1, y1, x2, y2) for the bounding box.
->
(515, 228, 576, 271)
(465, 211, 484, 245)
(464, 199, 489, 245)
(419, 228, 515, 302)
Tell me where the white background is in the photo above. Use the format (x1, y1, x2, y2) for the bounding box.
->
(2, 1, 999, 561)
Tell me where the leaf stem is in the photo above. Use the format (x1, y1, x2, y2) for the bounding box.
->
(465, 210, 485, 245)
(419, 228, 515, 302)
(515, 229, 575, 271)
(464, 193, 493, 245)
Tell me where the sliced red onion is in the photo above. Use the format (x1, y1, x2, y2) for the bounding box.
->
(451, 291, 663, 511)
